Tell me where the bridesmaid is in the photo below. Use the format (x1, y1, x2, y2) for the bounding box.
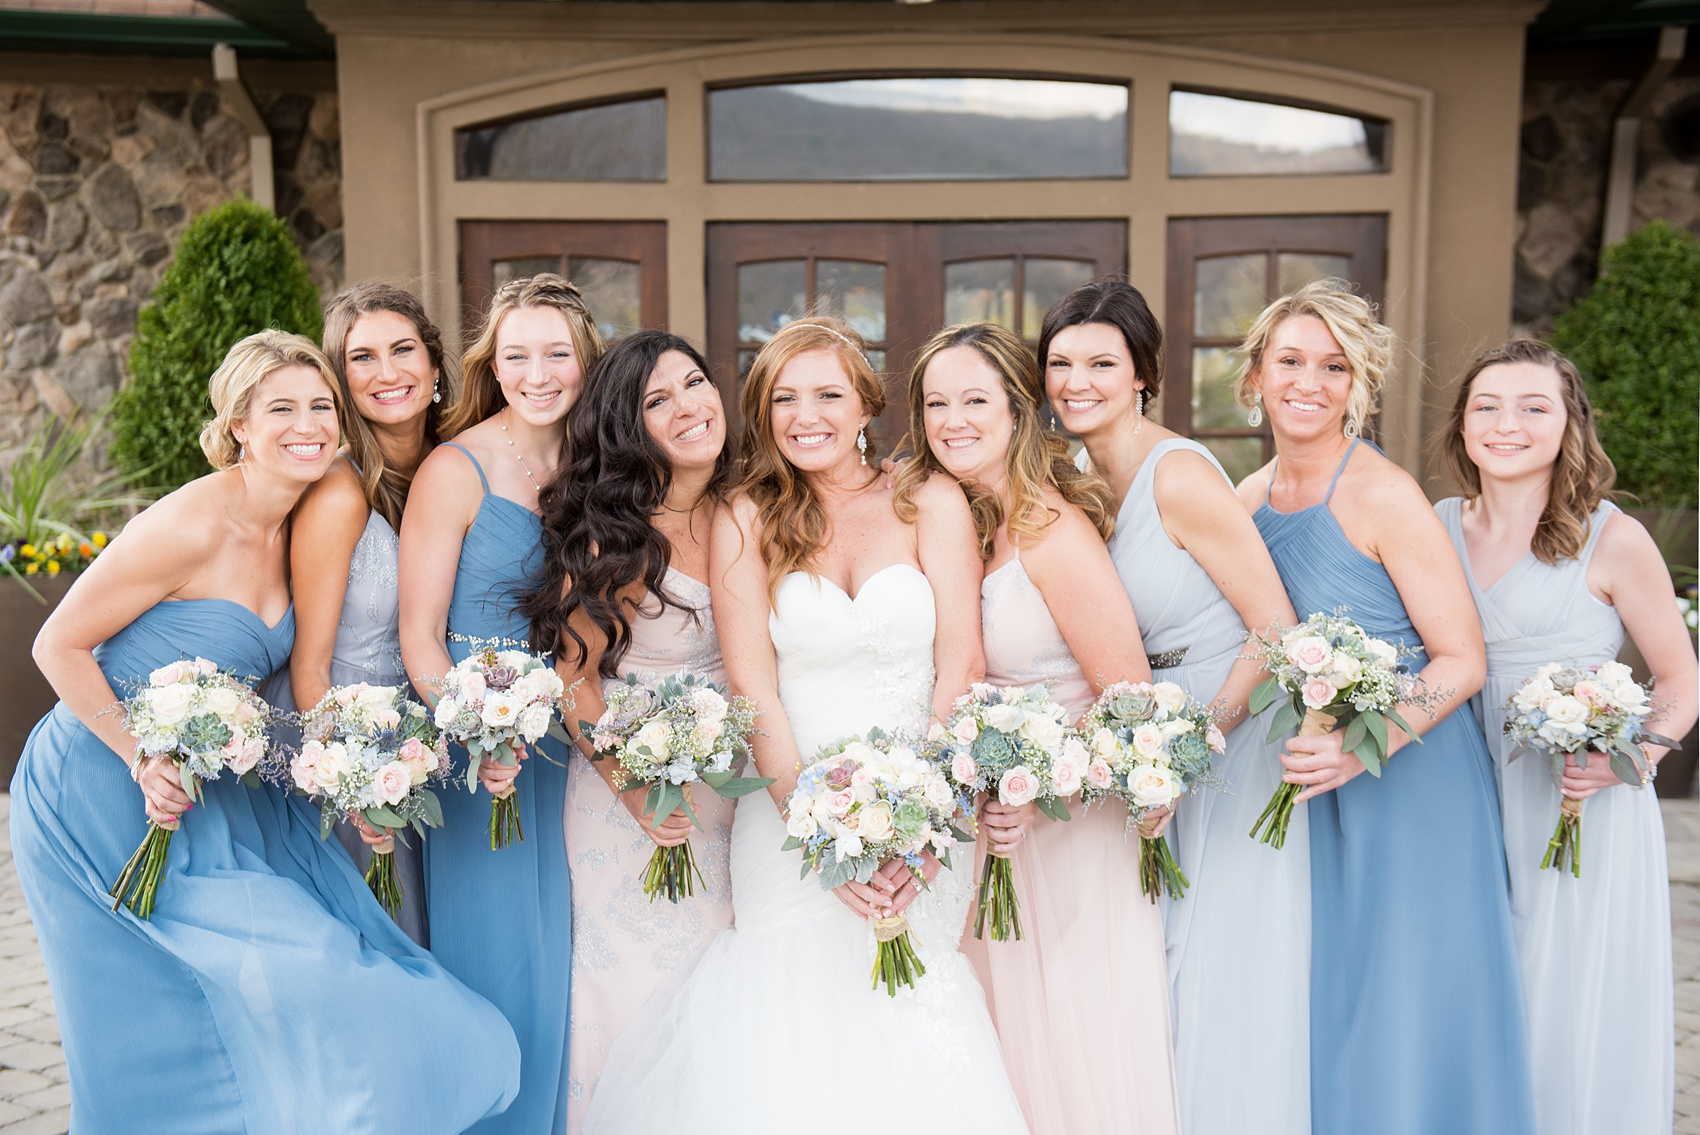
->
(895, 321, 1179, 1135)
(400, 274, 604, 1135)
(1235, 280, 1536, 1135)
(517, 331, 739, 1131)
(1437, 338, 1695, 1135)
(280, 282, 454, 945)
(10, 330, 518, 1134)
(1038, 279, 1307, 1135)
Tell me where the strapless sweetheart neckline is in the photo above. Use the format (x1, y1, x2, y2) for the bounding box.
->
(782, 562, 926, 605)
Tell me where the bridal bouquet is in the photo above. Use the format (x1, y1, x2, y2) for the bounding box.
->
(110, 657, 276, 919)
(926, 682, 1079, 941)
(1504, 660, 1672, 877)
(433, 649, 568, 849)
(1246, 613, 1428, 849)
(587, 670, 770, 902)
(295, 684, 450, 914)
(1081, 680, 1225, 901)
(781, 728, 964, 995)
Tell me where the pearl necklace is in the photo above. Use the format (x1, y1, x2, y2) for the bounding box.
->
(501, 409, 543, 492)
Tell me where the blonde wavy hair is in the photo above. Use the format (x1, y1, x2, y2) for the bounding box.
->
(443, 273, 604, 438)
(1234, 278, 1391, 439)
(199, 329, 340, 469)
(893, 323, 1114, 559)
(1438, 338, 1616, 564)
(737, 318, 885, 602)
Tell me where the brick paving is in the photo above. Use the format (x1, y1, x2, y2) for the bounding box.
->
(0, 793, 1689, 1133)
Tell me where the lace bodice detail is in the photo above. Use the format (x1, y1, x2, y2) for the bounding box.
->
(981, 554, 1096, 719)
(334, 509, 406, 686)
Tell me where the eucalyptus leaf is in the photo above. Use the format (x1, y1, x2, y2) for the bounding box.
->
(418, 789, 444, 828)
(367, 806, 406, 829)
(319, 807, 337, 841)
(1608, 747, 1644, 786)
(1036, 796, 1072, 823)
(1343, 713, 1368, 756)
(1249, 678, 1282, 715)
(1365, 711, 1388, 753)
(781, 835, 803, 851)
(1385, 708, 1422, 747)
(705, 774, 774, 798)
(1266, 699, 1302, 743)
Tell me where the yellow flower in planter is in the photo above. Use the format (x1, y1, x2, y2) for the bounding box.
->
(46, 561, 60, 576)
(24, 564, 37, 576)
(91, 532, 107, 548)
(19, 545, 35, 560)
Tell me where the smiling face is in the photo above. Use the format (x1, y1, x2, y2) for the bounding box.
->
(768, 347, 872, 476)
(232, 364, 339, 484)
(342, 309, 436, 429)
(642, 349, 726, 475)
(1249, 315, 1353, 442)
(1043, 321, 1142, 439)
(493, 304, 585, 427)
(1460, 359, 1567, 482)
(922, 345, 1015, 489)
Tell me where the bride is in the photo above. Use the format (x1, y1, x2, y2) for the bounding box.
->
(584, 319, 1028, 1134)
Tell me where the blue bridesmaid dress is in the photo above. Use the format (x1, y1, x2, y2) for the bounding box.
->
(426, 442, 573, 1135)
(1253, 441, 1536, 1135)
(9, 598, 519, 1135)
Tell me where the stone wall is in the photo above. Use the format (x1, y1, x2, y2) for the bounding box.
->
(0, 79, 342, 451)
(1515, 72, 1700, 336)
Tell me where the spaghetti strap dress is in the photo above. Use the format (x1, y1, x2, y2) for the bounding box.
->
(426, 441, 574, 1135)
(1107, 436, 1310, 1135)
(1253, 440, 1536, 1135)
(9, 597, 519, 1134)
(1439, 497, 1673, 1135)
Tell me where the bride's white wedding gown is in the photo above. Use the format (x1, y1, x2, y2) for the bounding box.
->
(584, 565, 1029, 1134)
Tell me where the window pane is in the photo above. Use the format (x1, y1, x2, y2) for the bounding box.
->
(1022, 259, 1096, 339)
(1192, 347, 1245, 430)
(738, 261, 807, 344)
(568, 257, 641, 340)
(1195, 254, 1268, 339)
(816, 260, 887, 343)
(1201, 436, 1266, 486)
(1276, 252, 1352, 297)
(865, 349, 886, 374)
(710, 77, 1128, 181)
(945, 259, 1016, 329)
(492, 256, 561, 290)
(456, 95, 666, 181)
(1170, 90, 1388, 177)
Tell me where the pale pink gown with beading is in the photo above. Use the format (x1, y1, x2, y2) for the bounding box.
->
(564, 569, 734, 1135)
(964, 550, 1181, 1135)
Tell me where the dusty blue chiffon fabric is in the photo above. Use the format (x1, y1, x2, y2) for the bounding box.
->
(9, 597, 519, 1135)
(426, 442, 573, 1135)
(1253, 441, 1536, 1135)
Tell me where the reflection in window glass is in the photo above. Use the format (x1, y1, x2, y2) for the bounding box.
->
(1191, 347, 1244, 431)
(568, 258, 641, 340)
(711, 77, 1128, 181)
(737, 261, 807, 344)
(1276, 252, 1352, 297)
(1021, 259, 1095, 338)
(815, 261, 887, 343)
(492, 256, 561, 291)
(1202, 437, 1265, 486)
(1195, 254, 1268, 339)
(946, 259, 1015, 328)
(456, 95, 666, 181)
(1170, 90, 1387, 177)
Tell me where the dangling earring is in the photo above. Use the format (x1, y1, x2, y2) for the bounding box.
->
(237, 443, 245, 461)
(1343, 416, 1360, 439)
(857, 427, 868, 466)
(1134, 389, 1145, 436)
(1247, 392, 1264, 428)
(432, 376, 442, 404)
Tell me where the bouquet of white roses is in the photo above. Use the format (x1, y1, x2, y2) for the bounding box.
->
(925, 682, 1080, 942)
(432, 649, 568, 849)
(294, 684, 450, 914)
(1081, 680, 1225, 901)
(781, 728, 966, 996)
(110, 657, 277, 919)
(1247, 613, 1430, 849)
(1504, 660, 1674, 877)
(587, 670, 770, 902)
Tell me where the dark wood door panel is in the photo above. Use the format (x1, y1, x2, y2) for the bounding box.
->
(459, 220, 667, 341)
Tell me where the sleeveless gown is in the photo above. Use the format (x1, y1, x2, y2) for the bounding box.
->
(964, 550, 1179, 1135)
(1253, 440, 1536, 1135)
(9, 598, 519, 1134)
(1107, 437, 1310, 1135)
(427, 442, 574, 1135)
(584, 565, 1028, 1134)
(565, 569, 736, 1133)
(1439, 498, 1673, 1135)
(263, 502, 428, 945)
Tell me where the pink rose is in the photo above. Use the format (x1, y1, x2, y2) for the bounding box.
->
(1131, 723, 1165, 758)
(291, 741, 322, 792)
(952, 716, 979, 744)
(373, 761, 413, 808)
(149, 660, 193, 686)
(370, 707, 402, 731)
(1301, 677, 1337, 710)
(950, 751, 978, 786)
(1286, 635, 1334, 674)
(1051, 760, 1083, 797)
(225, 736, 263, 775)
(827, 790, 855, 816)
(997, 766, 1038, 807)
(1086, 759, 1115, 791)
(1570, 680, 1606, 707)
(1206, 725, 1227, 754)
(397, 737, 432, 770)
(191, 658, 218, 677)
(1060, 736, 1090, 772)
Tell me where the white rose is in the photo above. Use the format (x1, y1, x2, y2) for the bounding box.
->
(1092, 728, 1118, 760)
(689, 688, 728, 722)
(1364, 638, 1400, 669)
(480, 692, 521, 730)
(634, 720, 671, 761)
(1059, 736, 1090, 774)
(513, 668, 558, 703)
(433, 697, 460, 730)
(204, 686, 242, 717)
(922, 772, 956, 811)
(458, 670, 488, 702)
(1127, 762, 1179, 808)
(1613, 683, 1649, 712)
(786, 806, 818, 839)
(1595, 661, 1633, 687)
(1160, 718, 1195, 740)
(984, 703, 1025, 733)
(858, 801, 894, 842)
(1537, 720, 1585, 749)
(1325, 653, 1363, 688)
(147, 684, 196, 726)
(1151, 682, 1188, 714)
(1131, 723, 1165, 758)
(1019, 713, 1065, 753)
(1051, 759, 1083, 797)
(517, 704, 552, 741)
(1542, 694, 1588, 726)
(315, 742, 351, 789)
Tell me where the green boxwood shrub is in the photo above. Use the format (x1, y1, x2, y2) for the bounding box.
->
(111, 199, 322, 490)
(1552, 219, 1699, 509)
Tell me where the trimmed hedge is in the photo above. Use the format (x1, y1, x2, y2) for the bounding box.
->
(111, 199, 322, 490)
(1552, 219, 1700, 509)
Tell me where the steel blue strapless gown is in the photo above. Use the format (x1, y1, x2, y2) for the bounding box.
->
(427, 442, 573, 1135)
(1253, 441, 1535, 1135)
(9, 597, 519, 1134)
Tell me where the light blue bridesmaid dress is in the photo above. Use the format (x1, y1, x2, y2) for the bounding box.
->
(1106, 437, 1310, 1135)
(426, 442, 573, 1135)
(1253, 440, 1536, 1135)
(9, 598, 519, 1135)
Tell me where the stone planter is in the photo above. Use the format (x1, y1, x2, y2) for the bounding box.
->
(0, 575, 74, 790)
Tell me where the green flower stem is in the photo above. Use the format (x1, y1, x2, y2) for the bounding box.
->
(974, 853, 1024, 941)
(870, 923, 927, 997)
(110, 822, 174, 920)
(1249, 782, 1301, 849)
(1139, 833, 1189, 902)
(366, 849, 403, 916)
(642, 841, 705, 904)
(1541, 796, 1583, 878)
(489, 789, 524, 850)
